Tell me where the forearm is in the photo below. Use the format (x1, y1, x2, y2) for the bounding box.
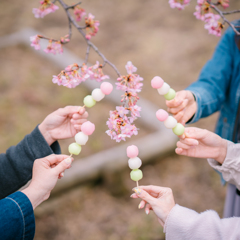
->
(0, 192, 35, 240)
(165, 204, 240, 240)
(208, 141, 240, 189)
(0, 126, 61, 199)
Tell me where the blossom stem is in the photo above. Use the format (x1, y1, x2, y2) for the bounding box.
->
(222, 9, 240, 15)
(84, 45, 91, 64)
(66, 2, 82, 10)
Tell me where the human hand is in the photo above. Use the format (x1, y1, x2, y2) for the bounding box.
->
(165, 90, 197, 125)
(22, 154, 73, 209)
(131, 185, 175, 227)
(39, 106, 88, 145)
(175, 127, 228, 164)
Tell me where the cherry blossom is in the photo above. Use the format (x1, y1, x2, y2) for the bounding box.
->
(194, 0, 210, 20)
(74, 6, 86, 21)
(32, 0, 59, 18)
(125, 61, 137, 74)
(85, 13, 100, 40)
(218, 0, 229, 9)
(204, 13, 223, 36)
(106, 62, 143, 142)
(169, 0, 191, 10)
(88, 61, 109, 82)
(30, 35, 41, 50)
(52, 63, 90, 88)
(44, 40, 63, 54)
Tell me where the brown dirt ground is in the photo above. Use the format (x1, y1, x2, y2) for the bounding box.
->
(0, 0, 239, 239)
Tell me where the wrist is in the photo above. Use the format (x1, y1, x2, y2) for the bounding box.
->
(38, 123, 55, 146)
(21, 185, 47, 210)
(215, 139, 228, 164)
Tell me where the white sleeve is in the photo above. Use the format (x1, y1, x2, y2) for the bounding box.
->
(164, 204, 240, 240)
(208, 141, 240, 190)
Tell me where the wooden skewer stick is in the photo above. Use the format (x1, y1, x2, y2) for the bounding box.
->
(136, 181, 139, 187)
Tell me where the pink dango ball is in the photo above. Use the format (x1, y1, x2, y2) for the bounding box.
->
(151, 76, 164, 89)
(156, 109, 169, 122)
(81, 121, 95, 136)
(127, 145, 139, 158)
(100, 82, 113, 95)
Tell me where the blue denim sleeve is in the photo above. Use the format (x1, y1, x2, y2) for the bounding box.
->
(0, 125, 61, 199)
(186, 27, 235, 123)
(0, 191, 35, 240)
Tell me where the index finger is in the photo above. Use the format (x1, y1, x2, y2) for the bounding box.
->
(166, 98, 183, 108)
(42, 154, 73, 165)
(138, 185, 169, 197)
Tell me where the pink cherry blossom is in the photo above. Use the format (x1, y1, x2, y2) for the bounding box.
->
(125, 61, 137, 74)
(204, 13, 223, 36)
(32, 0, 59, 18)
(74, 7, 86, 21)
(85, 13, 100, 40)
(30, 35, 41, 50)
(52, 63, 90, 88)
(107, 62, 143, 142)
(88, 61, 109, 82)
(44, 40, 63, 54)
(218, 0, 229, 9)
(194, 0, 210, 21)
(116, 106, 129, 117)
(169, 0, 191, 10)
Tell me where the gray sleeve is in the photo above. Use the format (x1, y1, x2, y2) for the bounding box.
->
(164, 204, 240, 240)
(208, 141, 240, 190)
(0, 125, 61, 199)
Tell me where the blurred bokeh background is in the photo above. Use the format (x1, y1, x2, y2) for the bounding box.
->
(0, 0, 239, 239)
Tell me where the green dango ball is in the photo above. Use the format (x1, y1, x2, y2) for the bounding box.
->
(130, 169, 143, 181)
(68, 143, 82, 155)
(172, 123, 185, 136)
(164, 88, 176, 101)
(83, 95, 96, 108)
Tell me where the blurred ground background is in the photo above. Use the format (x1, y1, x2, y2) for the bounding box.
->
(0, 0, 239, 239)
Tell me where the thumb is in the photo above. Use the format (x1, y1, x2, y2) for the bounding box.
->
(53, 157, 72, 175)
(133, 188, 156, 205)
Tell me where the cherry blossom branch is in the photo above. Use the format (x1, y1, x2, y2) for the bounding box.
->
(57, 0, 121, 76)
(85, 45, 90, 63)
(222, 9, 240, 15)
(207, 0, 240, 35)
(66, 2, 82, 10)
(55, 0, 121, 76)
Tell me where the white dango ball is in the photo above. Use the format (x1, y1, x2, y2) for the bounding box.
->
(157, 82, 170, 95)
(128, 157, 142, 170)
(75, 132, 89, 145)
(164, 116, 177, 129)
(91, 88, 105, 102)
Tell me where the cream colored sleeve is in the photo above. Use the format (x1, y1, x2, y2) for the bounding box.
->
(208, 141, 240, 190)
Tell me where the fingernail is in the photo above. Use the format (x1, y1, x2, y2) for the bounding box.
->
(134, 188, 142, 195)
(130, 193, 135, 198)
(61, 172, 64, 177)
(193, 140, 199, 145)
(138, 202, 143, 209)
(145, 208, 150, 215)
(65, 157, 72, 165)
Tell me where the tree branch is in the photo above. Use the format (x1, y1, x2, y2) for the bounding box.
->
(66, 2, 82, 10)
(56, 0, 121, 77)
(208, 1, 240, 35)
